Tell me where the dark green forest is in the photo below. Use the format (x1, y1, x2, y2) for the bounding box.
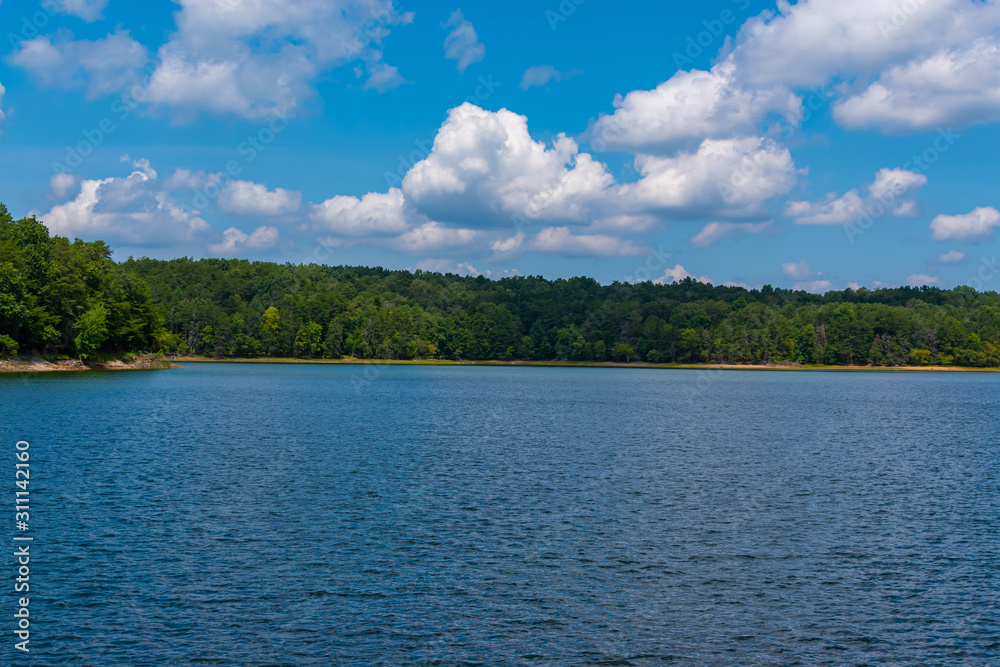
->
(3, 203, 1000, 367)
(0, 205, 160, 358)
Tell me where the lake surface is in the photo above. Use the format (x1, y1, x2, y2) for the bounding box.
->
(2, 363, 998, 665)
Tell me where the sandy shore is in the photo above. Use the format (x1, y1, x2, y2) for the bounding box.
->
(0, 355, 178, 373)
(170, 356, 999, 373)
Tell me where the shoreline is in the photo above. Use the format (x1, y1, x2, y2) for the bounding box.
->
(4, 354, 996, 374)
(169, 356, 1000, 373)
(0, 356, 178, 374)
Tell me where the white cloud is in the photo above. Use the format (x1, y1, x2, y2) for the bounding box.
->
(728, 0, 1000, 132)
(145, 0, 413, 120)
(907, 273, 941, 287)
(588, 213, 658, 234)
(49, 173, 80, 199)
(835, 39, 1000, 131)
(443, 9, 485, 73)
(403, 103, 616, 227)
(620, 136, 798, 218)
(218, 180, 302, 217)
(311, 188, 410, 236)
(247, 226, 279, 248)
(57, 0, 108, 22)
(782, 260, 812, 280)
(413, 260, 517, 278)
(414, 260, 469, 276)
(362, 62, 406, 92)
(730, 0, 1000, 89)
(528, 226, 644, 258)
(786, 191, 865, 226)
(162, 169, 223, 192)
(868, 167, 927, 202)
(293, 103, 651, 258)
(782, 259, 830, 291)
(10, 30, 149, 99)
(930, 207, 1000, 242)
(793, 280, 834, 293)
(653, 265, 711, 285)
(0, 82, 6, 129)
(937, 250, 966, 263)
(40, 161, 211, 247)
(391, 221, 479, 253)
(787, 168, 925, 225)
(590, 62, 801, 153)
(520, 65, 579, 90)
(690, 221, 773, 247)
(489, 231, 524, 258)
(208, 226, 279, 255)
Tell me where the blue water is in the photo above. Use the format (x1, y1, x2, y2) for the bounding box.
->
(2, 363, 999, 665)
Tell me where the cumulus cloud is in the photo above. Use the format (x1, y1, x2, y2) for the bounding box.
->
(930, 207, 1000, 242)
(653, 265, 711, 285)
(782, 260, 813, 280)
(528, 227, 644, 258)
(620, 136, 799, 218)
(730, 0, 1000, 89)
(144, 0, 412, 120)
(728, 0, 1000, 132)
(520, 65, 579, 90)
(40, 160, 211, 247)
(489, 231, 525, 258)
(49, 173, 80, 200)
(786, 191, 864, 226)
(311, 188, 410, 236)
(208, 226, 279, 255)
(781, 260, 831, 291)
(218, 180, 302, 217)
(937, 250, 966, 263)
(9, 29, 149, 99)
(835, 39, 1000, 131)
(362, 62, 407, 93)
(590, 62, 801, 153)
(869, 167, 927, 202)
(297, 103, 653, 260)
(413, 260, 506, 277)
(443, 9, 485, 73)
(56, 0, 109, 22)
(403, 103, 617, 227)
(786, 168, 926, 225)
(793, 280, 834, 293)
(907, 273, 941, 287)
(391, 221, 479, 253)
(295, 104, 800, 258)
(690, 221, 774, 247)
(161, 169, 223, 192)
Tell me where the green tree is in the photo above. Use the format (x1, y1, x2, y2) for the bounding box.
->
(74, 304, 109, 359)
(295, 321, 323, 358)
(611, 342, 635, 362)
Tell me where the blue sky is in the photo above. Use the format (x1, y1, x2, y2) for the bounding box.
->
(2, 0, 1000, 291)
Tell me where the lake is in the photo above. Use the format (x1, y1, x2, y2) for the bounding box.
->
(2, 363, 998, 665)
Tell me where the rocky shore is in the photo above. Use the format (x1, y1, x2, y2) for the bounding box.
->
(0, 355, 177, 373)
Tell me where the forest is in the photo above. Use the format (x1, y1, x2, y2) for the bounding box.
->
(0, 205, 160, 358)
(2, 203, 1000, 367)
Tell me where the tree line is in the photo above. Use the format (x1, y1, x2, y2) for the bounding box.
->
(0, 205, 159, 358)
(2, 204, 1000, 367)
